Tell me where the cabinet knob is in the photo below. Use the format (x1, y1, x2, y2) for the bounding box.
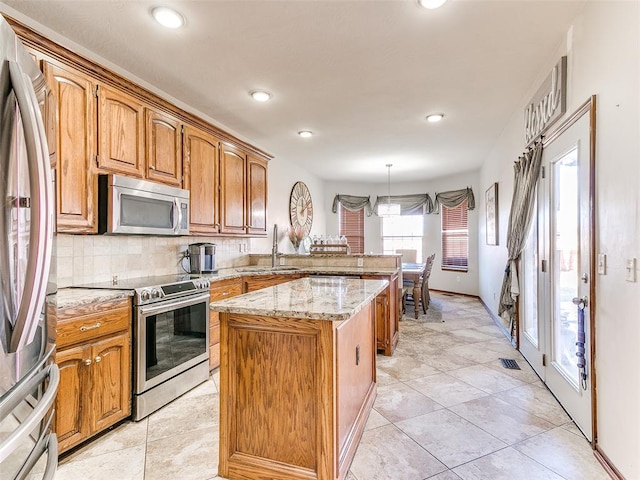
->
(94, 356, 102, 363)
(84, 359, 92, 366)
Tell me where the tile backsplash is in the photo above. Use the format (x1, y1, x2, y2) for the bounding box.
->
(56, 234, 253, 287)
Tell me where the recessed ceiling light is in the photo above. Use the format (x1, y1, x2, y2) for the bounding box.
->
(298, 131, 313, 138)
(152, 6, 185, 29)
(250, 90, 272, 102)
(426, 113, 444, 123)
(418, 0, 447, 9)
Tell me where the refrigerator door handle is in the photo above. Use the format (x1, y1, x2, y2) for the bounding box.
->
(6, 60, 54, 353)
(13, 410, 57, 480)
(0, 363, 59, 463)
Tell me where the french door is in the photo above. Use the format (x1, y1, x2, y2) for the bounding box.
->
(519, 97, 596, 442)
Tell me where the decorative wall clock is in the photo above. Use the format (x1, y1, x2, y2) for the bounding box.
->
(289, 181, 313, 236)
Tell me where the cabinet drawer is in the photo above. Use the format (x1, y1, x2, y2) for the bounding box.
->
(209, 279, 243, 301)
(57, 299, 131, 349)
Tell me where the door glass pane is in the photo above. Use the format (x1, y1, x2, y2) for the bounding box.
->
(522, 211, 538, 347)
(552, 148, 579, 385)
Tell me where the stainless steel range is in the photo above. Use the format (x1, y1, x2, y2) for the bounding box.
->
(77, 275, 211, 420)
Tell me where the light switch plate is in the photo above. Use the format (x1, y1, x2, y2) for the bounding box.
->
(597, 253, 606, 275)
(626, 258, 637, 282)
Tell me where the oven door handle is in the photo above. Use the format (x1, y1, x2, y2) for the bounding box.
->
(138, 292, 210, 317)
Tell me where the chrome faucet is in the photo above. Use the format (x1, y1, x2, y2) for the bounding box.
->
(271, 224, 278, 267)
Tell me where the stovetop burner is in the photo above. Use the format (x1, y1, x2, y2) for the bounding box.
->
(74, 274, 213, 305)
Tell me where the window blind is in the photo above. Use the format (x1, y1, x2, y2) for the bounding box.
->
(339, 204, 364, 254)
(442, 199, 468, 271)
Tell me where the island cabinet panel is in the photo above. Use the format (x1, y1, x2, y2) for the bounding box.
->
(361, 274, 398, 356)
(96, 84, 145, 178)
(219, 302, 376, 480)
(44, 61, 97, 233)
(184, 126, 221, 234)
(145, 108, 182, 186)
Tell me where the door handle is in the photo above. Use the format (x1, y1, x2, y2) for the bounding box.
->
(572, 296, 588, 308)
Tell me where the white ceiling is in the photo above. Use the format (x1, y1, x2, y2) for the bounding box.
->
(3, 0, 586, 183)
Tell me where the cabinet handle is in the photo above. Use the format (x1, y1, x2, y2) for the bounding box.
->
(94, 356, 102, 363)
(84, 359, 92, 366)
(79, 322, 101, 332)
(149, 165, 156, 170)
(222, 292, 230, 296)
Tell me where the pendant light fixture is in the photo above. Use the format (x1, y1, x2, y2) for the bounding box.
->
(378, 164, 401, 217)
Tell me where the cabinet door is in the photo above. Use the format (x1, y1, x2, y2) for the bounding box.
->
(146, 109, 182, 186)
(55, 344, 90, 452)
(97, 84, 145, 177)
(90, 333, 131, 433)
(44, 62, 97, 233)
(184, 125, 220, 234)
(246, 155, 268, 235)
(219, 144, 247, 234)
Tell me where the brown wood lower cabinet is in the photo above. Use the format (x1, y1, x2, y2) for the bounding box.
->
(242, 273, 303, 292)
(361, 274, 399, 356)
(54, 297, 132, 453)
(209, 278, 244, 369)
(219, 302, 376, 480)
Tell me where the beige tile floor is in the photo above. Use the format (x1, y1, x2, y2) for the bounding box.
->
(44, 292, 609, 480)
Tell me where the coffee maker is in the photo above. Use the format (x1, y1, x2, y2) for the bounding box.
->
(188, 243, 217, 274)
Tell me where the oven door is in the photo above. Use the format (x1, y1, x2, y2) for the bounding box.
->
(135, 292, 209, 394)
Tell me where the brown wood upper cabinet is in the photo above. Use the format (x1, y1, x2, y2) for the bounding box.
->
(183, 125, 221, 234)
(220, 144, 268, 236)
(145, 108, 182, 186)
(44, 61, 97, 233)
(96, 84, 145, 178)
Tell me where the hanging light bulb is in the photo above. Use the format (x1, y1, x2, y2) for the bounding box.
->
(378, 164, 401, 216)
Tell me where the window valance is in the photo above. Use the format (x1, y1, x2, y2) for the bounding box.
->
(434, 187, 475, 213)
(373, 194, 434, 216)
(332, 194, 373, 217)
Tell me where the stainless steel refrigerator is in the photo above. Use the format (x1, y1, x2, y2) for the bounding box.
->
(0, 15, 59, 480)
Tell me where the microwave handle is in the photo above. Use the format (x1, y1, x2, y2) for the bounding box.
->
(173, 197, 181, 233)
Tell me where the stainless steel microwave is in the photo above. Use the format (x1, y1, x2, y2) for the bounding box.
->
(99, 174, 189, 235)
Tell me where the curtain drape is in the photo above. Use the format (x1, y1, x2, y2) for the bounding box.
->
(332, 194, 373, 216)
(498, 141, 544, 341)
(433, 187, 475, 213)
(372, 193, 434, 215)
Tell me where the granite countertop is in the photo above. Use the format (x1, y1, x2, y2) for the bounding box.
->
(55, 288, 133, 310)
(210, 276, 388, 321)
(56, 265, 399, 310)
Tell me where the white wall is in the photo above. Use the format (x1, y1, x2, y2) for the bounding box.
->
(325, 169, 480, 296)
(478, 2, 640, 477)
(251, 156, 327, 255)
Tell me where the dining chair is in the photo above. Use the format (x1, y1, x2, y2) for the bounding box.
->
(402, 253, 435, 316)
(396, 249, 417, 263)
(420, 253, 436, 313)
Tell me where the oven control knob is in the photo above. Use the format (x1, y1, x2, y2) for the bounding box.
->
(151, 288, 161, 299)
(204, 279, 210, 288)
(140, 290, 150, 302)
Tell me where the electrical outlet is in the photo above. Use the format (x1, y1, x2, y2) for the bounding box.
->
(456, 276, 461, 282)
(597, 253, 606, 275)
(357, 258, 364, 267)
(626, 258, 637, 282)
(279, 257, 285, 266)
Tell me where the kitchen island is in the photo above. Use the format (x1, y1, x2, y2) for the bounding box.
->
(210, 276, 388, 480)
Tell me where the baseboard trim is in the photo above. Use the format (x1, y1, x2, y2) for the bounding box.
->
(428, 289, 513, 344)
(594, 446, 625, 480)
(477, 296, 513, 344)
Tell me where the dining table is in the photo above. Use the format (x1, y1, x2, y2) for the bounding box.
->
(402, 262, 426, 319)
